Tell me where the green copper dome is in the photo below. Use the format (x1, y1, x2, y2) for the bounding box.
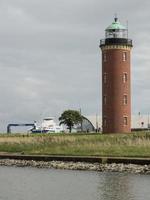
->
(106, 18, 126, 30)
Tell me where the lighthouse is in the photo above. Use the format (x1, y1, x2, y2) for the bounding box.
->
(100, 17, 133, 133)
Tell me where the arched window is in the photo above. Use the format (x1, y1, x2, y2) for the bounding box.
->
(123, 52, 127, 61)
(103, 53, 107, 62)
(104, 73, 107, 83)
(123, 116, 128, 125)
(123, 73, 127, 83)
(103, 118, 107, 127)
(123, 95, 127, 105)
(103, 95, 107, 105)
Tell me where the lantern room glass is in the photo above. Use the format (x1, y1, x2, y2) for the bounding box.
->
(105, 29, 127, 39)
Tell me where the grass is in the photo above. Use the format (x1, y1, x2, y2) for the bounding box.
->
(0, 132, 150, 157)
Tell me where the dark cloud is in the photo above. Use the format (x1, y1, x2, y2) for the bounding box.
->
(0, 0, 149, 131)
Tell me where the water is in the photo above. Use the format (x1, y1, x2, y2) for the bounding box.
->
(0, 166, 150, 200)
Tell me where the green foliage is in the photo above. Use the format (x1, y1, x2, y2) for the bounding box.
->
(59, 110, 82, 132)
(0, 132, 150, 157)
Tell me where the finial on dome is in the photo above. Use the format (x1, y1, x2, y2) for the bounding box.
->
(114, 13, 118, 22)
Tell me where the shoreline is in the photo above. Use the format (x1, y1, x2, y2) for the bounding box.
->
(0, 159, 150, 174)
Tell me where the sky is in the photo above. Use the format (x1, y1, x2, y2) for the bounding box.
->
(0, 0, 150, 132)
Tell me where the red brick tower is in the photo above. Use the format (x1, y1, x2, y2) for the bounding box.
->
(100, 17, 133, 133)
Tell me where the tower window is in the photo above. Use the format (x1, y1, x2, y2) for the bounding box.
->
(103, 95, 107, 105)
(123, 95, 128, 105)
(103, 53, 107, 62)
(103, 73, 107, 83)
(123, 117, 128, 125)
(103, 118, 107, 127)
(123, 52, 127, 61)
(123, 73, 127, 83)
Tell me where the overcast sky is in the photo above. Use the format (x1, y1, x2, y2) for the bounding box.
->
(0, 0, 150, 132)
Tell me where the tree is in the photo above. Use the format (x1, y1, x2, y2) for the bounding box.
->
(59, 110, 82, 133)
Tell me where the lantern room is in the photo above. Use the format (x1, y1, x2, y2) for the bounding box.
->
(105, 17, 127, 39)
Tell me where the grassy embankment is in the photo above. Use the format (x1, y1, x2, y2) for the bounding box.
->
(0, 132, 150, 157)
